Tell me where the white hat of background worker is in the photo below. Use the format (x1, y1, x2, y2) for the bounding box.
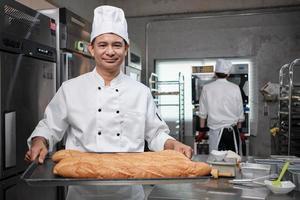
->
(215, 59, 232, 74)
(90, 5, 129, 44)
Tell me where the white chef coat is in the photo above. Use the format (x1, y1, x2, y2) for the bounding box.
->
(27, 68, 174, 200)
(198, 78, 244, 152)
(28, 68, 173, 152)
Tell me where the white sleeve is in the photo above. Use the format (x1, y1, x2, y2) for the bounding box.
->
(144, 89, 174, 151)
(236, 87, 245, 122)
(27, 85, 69, 151)
(198, 86, 208, 119)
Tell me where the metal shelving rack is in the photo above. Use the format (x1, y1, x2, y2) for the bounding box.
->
(278, 63, 290, 155)
(149, 72, 185, 142)
(278, 58, 300, 156)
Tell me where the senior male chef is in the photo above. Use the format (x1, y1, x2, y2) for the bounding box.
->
(25, 5, 192, 200)
(196, 59, 245, 154)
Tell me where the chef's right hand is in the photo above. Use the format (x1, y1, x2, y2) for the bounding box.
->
(195, 131, 206, 143)
(240, 133, 247, 142)
(25, 136, 48, 164)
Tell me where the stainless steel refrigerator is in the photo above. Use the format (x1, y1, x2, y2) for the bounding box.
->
(0, 1, 57, 199)
(125, 41, 142, 82)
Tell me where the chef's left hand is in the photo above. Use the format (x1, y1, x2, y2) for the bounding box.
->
(164, 139, 193, 159)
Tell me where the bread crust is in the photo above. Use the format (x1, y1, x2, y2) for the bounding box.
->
(52, 150, 211, 179)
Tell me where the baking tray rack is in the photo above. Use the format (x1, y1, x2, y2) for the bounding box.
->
(21, 157, 210, 186)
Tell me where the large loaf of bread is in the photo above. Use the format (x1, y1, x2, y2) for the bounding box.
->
(52, 149, 211, 179)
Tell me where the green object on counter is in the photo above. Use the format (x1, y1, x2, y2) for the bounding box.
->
(272, 161, 289, 187)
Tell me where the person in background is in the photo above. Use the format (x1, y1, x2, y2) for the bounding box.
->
(25, 5, 192, 200)
(196, 59, 245, 154)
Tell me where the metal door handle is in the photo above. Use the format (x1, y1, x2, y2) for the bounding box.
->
(5, 111, 16, 168)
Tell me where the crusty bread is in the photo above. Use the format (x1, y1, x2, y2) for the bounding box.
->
(52, 149, 84, 162)
(52, 150, 211, 179)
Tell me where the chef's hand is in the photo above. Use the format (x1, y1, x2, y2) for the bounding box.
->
(240, 133, 247, 142)
(164, 139, 193, 159)
(195, 131, 207, 143)
(25, 136, 49, 164)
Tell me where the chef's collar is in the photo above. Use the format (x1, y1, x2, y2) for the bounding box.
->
(92, 68, 124, 87)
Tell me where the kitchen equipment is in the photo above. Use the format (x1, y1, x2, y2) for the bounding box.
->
(270, 155, 300, 164)
(277, 59, 300, 156)
(210, 150, 227, 162)
(240, 163, 271, 179)
(229, 174, 277, 186)
(254, 158, 284, 174)
(272, 162, 289, 186)
(207, 152, 237, 177)
(264, 180, 295, 194)
(39, 8, 95, 89)
(21, 156, 210, 186)
(286, 168, 300, 191)
(211, 168, 233, 178)
(207, 161, 236, 177)
(125, 41, 142, 82)
(0, 0, 57, 199)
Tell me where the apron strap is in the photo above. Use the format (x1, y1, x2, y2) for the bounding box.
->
(216, 127, 224, 149)
(232, 127, 238, 154)
(237, 128, 242, 155)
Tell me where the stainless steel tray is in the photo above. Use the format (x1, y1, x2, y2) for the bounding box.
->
(21, 157, 210, 186)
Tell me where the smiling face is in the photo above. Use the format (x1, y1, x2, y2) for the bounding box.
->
(88, 33, 128, 74)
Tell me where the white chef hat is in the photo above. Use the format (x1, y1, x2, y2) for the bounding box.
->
(215, 59, 232, 74)
(90, 5, 129, 44)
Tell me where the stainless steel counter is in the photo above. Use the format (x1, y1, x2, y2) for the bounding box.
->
(148, 179, 300, 199)
(148, 155, 300, 200)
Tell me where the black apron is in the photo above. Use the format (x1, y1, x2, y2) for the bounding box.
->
(218, 125, 240, 153)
